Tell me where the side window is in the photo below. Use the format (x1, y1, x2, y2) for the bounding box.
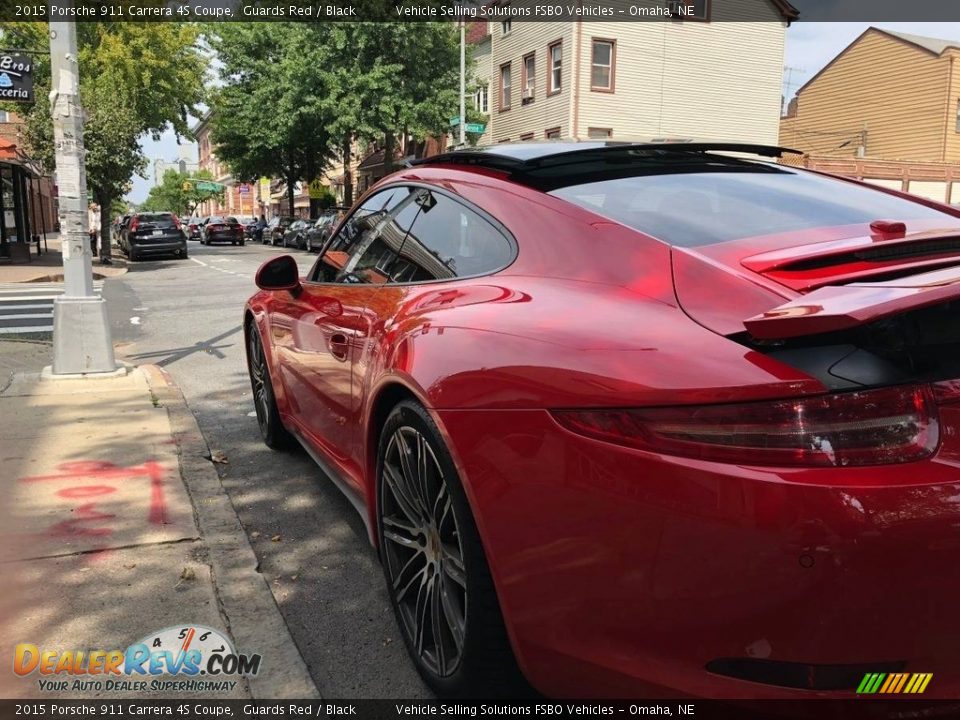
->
(389, 191, 514, 282)
(312, 187, 420, 284)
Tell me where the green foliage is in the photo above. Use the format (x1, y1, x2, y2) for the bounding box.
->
(207, 21, 461, 208)
(0, 20, 207, 240)
(141, 168, 223, 217)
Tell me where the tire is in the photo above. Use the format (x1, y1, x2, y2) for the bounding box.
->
(240, 240, 245, 247)
(246, 322, 294, 450)
(377, 401, 526, 698)
(129, 249, 140, 262)
(232, 241, 237, 246)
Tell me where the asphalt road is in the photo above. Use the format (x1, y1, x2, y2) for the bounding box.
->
(103, 239, 433, 699)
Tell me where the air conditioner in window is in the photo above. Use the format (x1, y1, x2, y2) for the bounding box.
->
(522, 88, 534, 100)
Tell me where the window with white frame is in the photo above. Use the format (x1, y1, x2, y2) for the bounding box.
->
(502, 19, 512, 34)
(591, 39, 615, 91)
(474, 84, 489, 114)
(548, 41, 562, 94)
(500, 63, 511, 110)
(523, 53, 535, 100)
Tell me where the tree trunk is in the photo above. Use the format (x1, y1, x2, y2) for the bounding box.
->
(286, 174, 296, 216)
(383, 130, 395, 177)
(98, 194, 112, 262)
(342, 134, 353, 208)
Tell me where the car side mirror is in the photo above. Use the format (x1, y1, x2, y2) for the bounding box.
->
(256, 255, 301, 293)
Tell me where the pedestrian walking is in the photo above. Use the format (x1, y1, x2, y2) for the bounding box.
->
(87, 204, 100, 257)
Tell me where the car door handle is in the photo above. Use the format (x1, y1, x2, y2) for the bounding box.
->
(329, 333, 349, 361)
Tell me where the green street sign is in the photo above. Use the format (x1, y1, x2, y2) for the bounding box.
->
(465, 123, 486, 133)
(448, 116, 461, 127)
(195, 180, 224, 192)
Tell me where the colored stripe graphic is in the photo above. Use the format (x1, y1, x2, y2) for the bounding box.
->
(858, 672, 932, 694)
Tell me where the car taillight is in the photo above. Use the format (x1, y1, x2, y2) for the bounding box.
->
(129, 217, 139, 231)
(551, 384, 939, 467)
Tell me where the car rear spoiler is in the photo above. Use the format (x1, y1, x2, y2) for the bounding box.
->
(744, 264, 960, 340)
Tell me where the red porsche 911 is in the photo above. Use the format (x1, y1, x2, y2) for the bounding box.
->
(245, 141, 960, 699)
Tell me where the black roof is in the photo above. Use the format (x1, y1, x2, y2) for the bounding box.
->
(411, 141, 801, 173)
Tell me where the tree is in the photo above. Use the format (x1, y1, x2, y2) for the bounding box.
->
(325, 24, 460, 179)
(0, 21, 207, 257)
(208, 23, 335, 217)
(141, 168, 223, 217)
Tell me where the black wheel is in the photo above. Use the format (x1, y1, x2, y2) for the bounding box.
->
(240, 240, 245, 247)
(377, 401, 525, 698)
(246, 323, 294, 450)
(129, 249, 140, 262)
(232, 240, 237, 246)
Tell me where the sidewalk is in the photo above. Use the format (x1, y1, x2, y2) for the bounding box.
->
(0, 236, 128, 283)
(0, 359, 319, 700)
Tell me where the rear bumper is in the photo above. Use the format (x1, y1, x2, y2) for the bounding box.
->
(436, 406, 960, 699)
(131, 240, 186, 255)
(207, 232, 243, 243)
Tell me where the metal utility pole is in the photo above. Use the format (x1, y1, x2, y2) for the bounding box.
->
(48, 16, 117, 375)
(459, 21, 466, 147)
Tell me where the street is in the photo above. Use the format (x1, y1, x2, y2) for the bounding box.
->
(103, 241, 433, 699)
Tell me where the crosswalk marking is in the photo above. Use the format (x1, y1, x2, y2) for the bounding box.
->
(0, 281, 103, 336)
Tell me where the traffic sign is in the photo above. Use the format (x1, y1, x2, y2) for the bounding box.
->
(449, 116, 461, 127)
(308, 178, 327, 199)
(239, 183, 251, 195)
(195, 180, 224, 192)
(465, 123, 486, 134)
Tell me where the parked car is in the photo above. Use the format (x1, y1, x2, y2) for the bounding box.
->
(246, 140, 960, 698)
(113, 214, 131, 244)
(305, 214, 337, 252)
(119, 211, 187, 261)
(244, 218, 260, 240)
(262, 216, 296, 246)
(281, 219, 311, 250)
(200, 216, 245, 246)
(186, 217, 203, 241)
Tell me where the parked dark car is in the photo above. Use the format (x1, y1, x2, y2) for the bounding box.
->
(201, 216, 245, 246)
(113, 214, 131, 244)
(282, 219, 311, 249)
(186, 217, 203, 241)
(119, 212, 187, 261)
(244, 218, 260, 239)
(305, 214, 337, 252)
(263, 216, 296, 246)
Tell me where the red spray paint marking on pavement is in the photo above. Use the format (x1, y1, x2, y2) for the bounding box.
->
(19, 460, 170, 545)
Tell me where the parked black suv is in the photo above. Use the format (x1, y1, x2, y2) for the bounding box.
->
(120, 212, 188, 261)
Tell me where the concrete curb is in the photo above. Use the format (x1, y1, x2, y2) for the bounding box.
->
(140, 364, 320, 700)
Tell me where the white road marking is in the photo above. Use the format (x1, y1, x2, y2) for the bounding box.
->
(130, 316, 141, 325)
(0, 312, 53, 320)
(0, 326, 52, 335)
(190, 257, 208, 267)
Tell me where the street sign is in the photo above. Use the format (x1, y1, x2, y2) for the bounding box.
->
(308, 178, 326, 199)
(238, 183, 250, 195)
(182, 181, 194, 192)
(195, 180, 224, 192)
(465, 123, 486, 133)
(0, 53, 34, 103)
(449, 116, 461, 127)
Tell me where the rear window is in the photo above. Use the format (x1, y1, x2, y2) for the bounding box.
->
(546, 161, 955, 247)
(138, 213, 175, 223)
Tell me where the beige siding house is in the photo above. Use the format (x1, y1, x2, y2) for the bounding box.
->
(467, 1, 795, 146)
(780, 28, 960, 163)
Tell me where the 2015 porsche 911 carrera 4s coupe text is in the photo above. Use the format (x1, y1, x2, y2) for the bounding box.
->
(245, 141, 960, 699)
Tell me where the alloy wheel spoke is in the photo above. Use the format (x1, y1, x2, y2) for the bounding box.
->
(439, 575, 465, 650)
(383, 459, 424, 526)
(442, 541, 467, 589)
(413, 574, 433, 656)
(382, 514, 421, 548)
(431, 577, 448, 675)
(396, 431, 428, 516)
(394, 552, 428, 603)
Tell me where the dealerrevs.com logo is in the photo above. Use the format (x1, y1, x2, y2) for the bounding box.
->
(13, 625, 261, 694)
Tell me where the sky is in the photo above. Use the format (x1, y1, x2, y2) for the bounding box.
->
(125, 21, 960, 204)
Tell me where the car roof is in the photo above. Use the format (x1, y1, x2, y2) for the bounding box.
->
(411, 140, 800, 173)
